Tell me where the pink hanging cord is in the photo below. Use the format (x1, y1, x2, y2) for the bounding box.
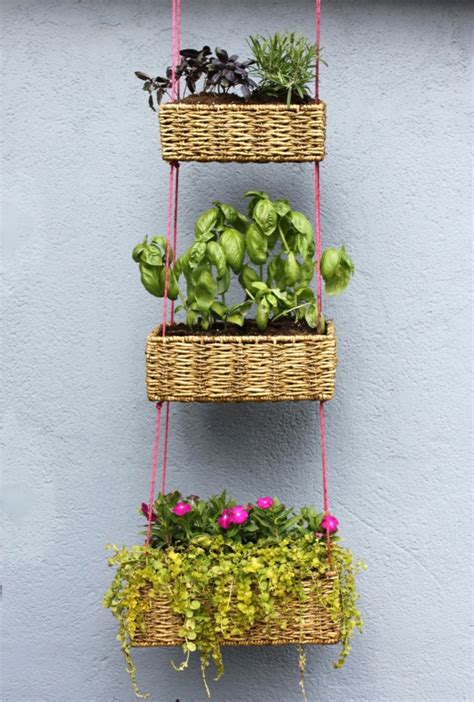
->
(313, 0, 332, 562)
(145, 402, 164, 545)
(145, 1, 182, 542)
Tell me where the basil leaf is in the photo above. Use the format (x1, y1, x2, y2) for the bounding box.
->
(226, 313, 245, 327)
(304, 302, 319, 328)
(288, 211, 313, 239)
(220, 228, 245, 273)
(284, 252, 299, 285)
(139, 262, 163, 297)
(256, 298, 271, 330)
(253, 198, 277, 235)
(194, 207, 219, 238)
(239, 264, 259, 292)
(207, 241, 227, 277)
(246, 223, 267, 264)
(194, 270, 217, 312)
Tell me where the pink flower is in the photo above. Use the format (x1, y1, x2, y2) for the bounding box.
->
(321, 514, 339, 533)
(256, 496, 274, 510)
(217, 509, 233, 530)
(172, 501, 192, 516)
(230, 505, 249, 524)
(141, 503, 156, 522)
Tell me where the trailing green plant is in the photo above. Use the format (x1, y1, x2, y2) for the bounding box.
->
(132, 191, 354, 332)
(104, 493, 364, 698)
(136, 32, 325, 108)
(248, 32, 324, 106)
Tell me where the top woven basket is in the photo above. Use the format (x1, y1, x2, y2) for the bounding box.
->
(159, 102, 326, 163)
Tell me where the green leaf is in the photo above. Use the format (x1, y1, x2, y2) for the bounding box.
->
(284, 252, 299, 285)
(211, 301, 228, 318)
(194, 271, 217, 313)
(216, 267, 230, 294)
(132, 241, 146, 262)
(226, 313, 244, 327)
(244, 190, 269, 200)
(239, 265, 259, 292)
(273, 199, 291, 217)
(288, 211, 313, 239)
(186, 309, 197, 327)
(304, 302, 319, 328)
(320, 248, 342, 280)
(207, 241, 227, 277)
(253, 198, 277, 235)
(159, 268, 179, 300)
(220, 228, 245, 273)
(188, 242, 207, 270)
(195, 208, 219, 238)
(256, 298, 271, 330)
(246, 223, 267, 265)
(141, 245, 165, 267)
(214, 202, 239, 224)
(139, 262, 164, 297)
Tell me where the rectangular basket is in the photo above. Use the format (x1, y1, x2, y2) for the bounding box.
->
(132, 573, 341, 648)
(145, 321, 337, 403)
(159, 102, 326, 163)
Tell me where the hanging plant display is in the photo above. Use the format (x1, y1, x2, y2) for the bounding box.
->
(104, 492, 364, 698)
(133, 191, 354, 402)
(136, 32, 327, 162)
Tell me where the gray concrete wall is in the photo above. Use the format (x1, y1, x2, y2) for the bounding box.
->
(2, 0, 472, 700)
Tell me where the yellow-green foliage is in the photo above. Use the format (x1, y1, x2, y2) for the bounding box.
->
(104, 534, 364, 698)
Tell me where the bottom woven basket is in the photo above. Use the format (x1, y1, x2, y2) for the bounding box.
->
(132, 572, 341, 648)
(145, 321, 337, 402)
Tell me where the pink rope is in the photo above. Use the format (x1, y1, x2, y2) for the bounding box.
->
(161, 165, 175, 337)
(313, 0, 332, 562)
(145, 402, 164, 545)
(170, 164, 180, 324)
(145, 2, 182, 536)
(315, 0, 321, 103)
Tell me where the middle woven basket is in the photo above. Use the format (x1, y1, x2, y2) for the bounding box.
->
(159, 102, 326, 163)
(132, 572, 341, 648)
(145, 321, 337, 403)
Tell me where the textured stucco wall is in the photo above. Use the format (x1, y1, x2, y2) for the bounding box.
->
(1, 0, 472, 700)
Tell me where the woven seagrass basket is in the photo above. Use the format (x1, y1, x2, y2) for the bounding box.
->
(159, 102, 326, 163)
(132, 573, 340, 648)
(145, 321, 337, 403)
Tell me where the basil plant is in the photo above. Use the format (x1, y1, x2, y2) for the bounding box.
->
(132, 191, 354, 331)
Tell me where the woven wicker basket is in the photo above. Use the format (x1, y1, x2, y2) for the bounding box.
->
(159, 102, 326, 163)
(132, 573, 340, 648)
(146, 321, 337, 403)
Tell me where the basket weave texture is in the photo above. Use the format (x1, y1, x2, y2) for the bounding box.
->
(132, 572, 340, 648)
(159, 102, 326, 163)
(146, 321, 337, 403)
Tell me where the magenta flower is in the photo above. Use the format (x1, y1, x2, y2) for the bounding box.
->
(256, 496, 274, 510)
(172, 501, 192, 516)
(321, 514, 339, 533)
(230, 505, 249, 524)
(217, 508, 233, 530)
(141, 503, 156, 522)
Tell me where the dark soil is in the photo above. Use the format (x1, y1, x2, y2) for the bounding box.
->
(177, 91, 313, 106)
(164, 319, 325, 337)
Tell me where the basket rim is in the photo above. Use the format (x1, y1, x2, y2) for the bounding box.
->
(160, 101, 326, 113)
(148, 319, 335, 344)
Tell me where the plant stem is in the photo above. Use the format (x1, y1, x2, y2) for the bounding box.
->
(278, 226, 290, 253)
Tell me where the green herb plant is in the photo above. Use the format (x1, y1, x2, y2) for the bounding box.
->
(104, 492, 364, 698)
(132, 191, 354, 332)
(248, 32, 325, 106)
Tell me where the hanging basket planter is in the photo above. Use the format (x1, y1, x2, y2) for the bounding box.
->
(159, 102, 326, 163)
(145, 321, 337, 402)
(132, 574, 340, 648)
